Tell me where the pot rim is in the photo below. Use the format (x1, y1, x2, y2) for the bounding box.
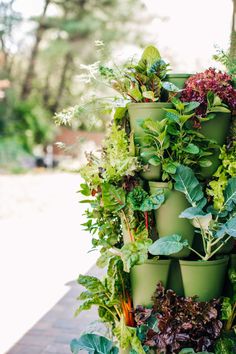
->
(166, 73, 192, 78)
(148, 181, 169, 188)
(179, 255, 229, 267)
(128, 102, 173, 108)
(133, 259, 171, 267)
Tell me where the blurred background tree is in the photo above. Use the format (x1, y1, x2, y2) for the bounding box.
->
(0, 0, 150, 170)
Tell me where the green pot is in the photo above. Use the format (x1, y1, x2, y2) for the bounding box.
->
(131, 259, 170, 308)
(180, 256, 229, 301)
(165, 73, 191, 89)
(199, 112, 231, 178)
(139, 147, 162, 181)
(149, 182, 194, 258)
(167, 259, 184, 296)
(229, 253, 236, 268)
(128, 102, 172, 145)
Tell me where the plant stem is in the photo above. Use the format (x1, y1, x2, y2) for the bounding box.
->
(209, 235, 232, 259)
(188, 246, 204, 260)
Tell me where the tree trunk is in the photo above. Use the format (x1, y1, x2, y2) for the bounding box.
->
(50, 52, 73, 113)
(21, 0, 50, 99)
(230, 0, 236, 60)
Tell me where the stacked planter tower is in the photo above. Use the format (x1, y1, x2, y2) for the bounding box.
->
(71, 46, 236, 354)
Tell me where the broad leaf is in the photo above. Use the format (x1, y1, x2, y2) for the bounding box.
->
(173, 165, 206, 208)
(138, 45, 161, 69)
(179, 207, 207, 219)
(183, 143, 199, 154)
(142, 91, 157, 101)
(78, 275, 105, 293)
(225, 215, 236, 237)
(70, 334, 118, 354)
(148, 234, 188, 256)
(183, 101, 200, 113)
(162, 81, 181, 92)
(102, 183, 126, 212)
(140, 193, 165, 211)
(114, 107, 127, 122)
(223, 177, 236, 211)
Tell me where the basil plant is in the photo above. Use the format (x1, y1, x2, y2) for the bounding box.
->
(149, 165, 236, 261)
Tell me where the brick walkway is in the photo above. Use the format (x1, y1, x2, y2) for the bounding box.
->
(6, 266, 103, 354)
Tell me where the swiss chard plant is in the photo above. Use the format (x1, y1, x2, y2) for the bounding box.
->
(140, 97, 216, 180)
(74, 257, 145, 353)
(149, 165, 236, 261)
(99, 45, 180, 103)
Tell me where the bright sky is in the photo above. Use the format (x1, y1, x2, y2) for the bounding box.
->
(13, 0, 233, 72)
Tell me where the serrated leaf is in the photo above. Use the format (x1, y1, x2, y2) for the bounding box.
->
(114, 106, 127, 122)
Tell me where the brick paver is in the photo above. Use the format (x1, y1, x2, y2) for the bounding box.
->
(6, 266, 103, 354)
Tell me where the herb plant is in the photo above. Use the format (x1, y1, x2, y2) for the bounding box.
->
(140, 97, 216, 180)
(134, 283, 222, 353)
(149, 165, 236, 261)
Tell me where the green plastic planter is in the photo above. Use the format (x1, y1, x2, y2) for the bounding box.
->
(165, 73, 191, 89)
(149, 182, 194, 258)
(128, 102, 172, 144)
(180, 256, 229, 301)
(128, 102, 172, 181)
(224, 253, 236, 297)
(167, 259, 184, 296)
(199, 112, 231, 178)
(130, 259, 170, 308)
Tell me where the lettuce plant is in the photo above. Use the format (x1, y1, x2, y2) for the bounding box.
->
(149, 165, 236, 261)
(181, 68, 236, 127)
(134, 283, 222, 353)
(140, 97, 216, 180)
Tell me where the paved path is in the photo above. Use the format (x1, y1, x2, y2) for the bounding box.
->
(6, 266, 103, 354)
(0, 172, 99, 354)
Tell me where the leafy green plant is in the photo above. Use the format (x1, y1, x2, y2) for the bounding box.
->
(140, 98, 216, 180)
(70, 334, 118, 354)
(99, 45, 180, 103)
(75, 257, 145, 352)
(207, 142, 236, 210)
(149, 165, 236, 261)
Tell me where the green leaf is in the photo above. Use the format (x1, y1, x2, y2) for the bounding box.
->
(179, 113, 194, 125)
(102, 183, 126, 212)
(209, 106, 230, 113)
(225, 215, 236, 237)
(79, 183, 91, 196)
(221, 297, 233, 320)
(148, 156, 161, 166)
(223, 177, 236, 211)
(199, 159, 212, 167)
(183, 101, 200, 113)
(183, 143, 200, 154)
(114, 107, 127, 122)
(114, 317, 145, 353)
(78, 275, 105, 293)
(128, 86, 142, 102)
(173, 165, 206, 208)
(138, 45, 161, 69)
(121, 240, 151, 272)
(162, 81, 181, 92)
(162, 161, 177, 174)
(179, 207, 207, 219)
(70, 334, 118, 354)
(148, 234, 188, 256)
(142, 91, 157, 101)
(140, 193, 165, 211)
(172, 97, 185, 111)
